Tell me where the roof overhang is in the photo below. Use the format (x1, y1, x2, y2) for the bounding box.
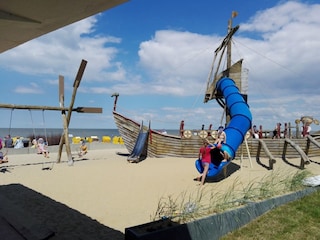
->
(0, 0, 128, 53)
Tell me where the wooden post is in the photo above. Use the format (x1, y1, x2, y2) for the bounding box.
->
(111, 93, 119, 111)
(56, 75, 73, 165)
(63, 112, 73, 166)
(57, 76, 64, 163)
(57, 60, 87, 164)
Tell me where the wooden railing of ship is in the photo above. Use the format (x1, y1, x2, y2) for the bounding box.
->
(114, 109, 320, 168)
(237, 136, 320, 170)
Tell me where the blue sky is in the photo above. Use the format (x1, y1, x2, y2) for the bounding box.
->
(1, 0, 320, 133)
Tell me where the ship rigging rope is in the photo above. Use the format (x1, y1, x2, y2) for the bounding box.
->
(232, 40, 286, 130)
(116, 37, 230, 129)
(172, 43, 218, 117)
(233, 38, 306, 99)
(234, 39, 301, 77)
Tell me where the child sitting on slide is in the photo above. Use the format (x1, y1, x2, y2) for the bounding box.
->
(214, 126, 227, 147)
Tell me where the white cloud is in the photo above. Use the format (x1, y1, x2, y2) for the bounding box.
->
(1, 1, 320, 131)
(14, 82, 44, 94)
(131, 1, 320, 130)
(137, 30, 217, 96)
(0, 16, 124, 84)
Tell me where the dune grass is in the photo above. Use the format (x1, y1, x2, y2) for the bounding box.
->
(151, 169, 312, 226)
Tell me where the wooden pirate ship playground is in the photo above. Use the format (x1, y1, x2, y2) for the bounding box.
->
(111, 13, 320, 173)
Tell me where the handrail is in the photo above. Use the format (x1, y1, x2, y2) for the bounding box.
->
(305, 135, 320, 155)
(283, 138, 309, 169)
(256, 139, 276, 170)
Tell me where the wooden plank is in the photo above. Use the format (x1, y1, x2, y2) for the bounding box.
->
(74, 107, 103, 113)
(59, 75, 64, 103)
(73, 59, 87, 88)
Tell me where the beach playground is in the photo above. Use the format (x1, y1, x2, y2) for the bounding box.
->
(1, 142, 320, 239)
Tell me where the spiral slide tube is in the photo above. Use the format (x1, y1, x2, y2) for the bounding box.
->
(196, 77, 252, 177)
(217, 77, 252, 159)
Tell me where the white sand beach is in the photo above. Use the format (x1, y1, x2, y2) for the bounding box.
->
(1, 143, 320, 239)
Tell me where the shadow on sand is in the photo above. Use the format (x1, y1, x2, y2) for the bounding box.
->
(206, 162, 241, 183)
(0, 184, 124, 240)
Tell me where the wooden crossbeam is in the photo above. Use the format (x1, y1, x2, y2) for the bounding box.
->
(0, 104, 68, 111)
(0, 104, 102, 113)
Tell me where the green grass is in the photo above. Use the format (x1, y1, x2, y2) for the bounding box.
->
(221, 189, 320, 240)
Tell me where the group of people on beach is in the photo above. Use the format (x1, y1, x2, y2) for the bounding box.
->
(0, 136, 50, 164)
(194, 125, 230, 186)
(1, 134, 24, 149)
(0, 135, 89, 164)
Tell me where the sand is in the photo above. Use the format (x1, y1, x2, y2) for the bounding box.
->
(1, 143, 320, 239)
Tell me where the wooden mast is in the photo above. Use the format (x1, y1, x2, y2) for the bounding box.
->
(227, 11, 238, 70)
(225, 11, 238, 124)
(204, 12, 239, 103)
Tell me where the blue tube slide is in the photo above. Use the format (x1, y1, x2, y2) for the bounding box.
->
(217, 77, 252, 159)
(195, 77, 252, 177)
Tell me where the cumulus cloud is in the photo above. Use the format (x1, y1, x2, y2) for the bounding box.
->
(14, 82, 44, 94)
(131, 1, 320, 129)
(1, 1, 320, 130)
(137, 30, 217, 96)
(0, 16, 125, 83)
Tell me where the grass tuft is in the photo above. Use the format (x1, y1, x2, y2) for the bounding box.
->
(151, 169, 313, 225)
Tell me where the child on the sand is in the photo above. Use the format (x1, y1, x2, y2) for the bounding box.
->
(78, 140, 88, 157)
(0, 151, 8, 164)
(0, 139, 8, 164)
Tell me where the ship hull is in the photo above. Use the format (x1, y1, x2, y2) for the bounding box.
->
(113, 111, 212, 158)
